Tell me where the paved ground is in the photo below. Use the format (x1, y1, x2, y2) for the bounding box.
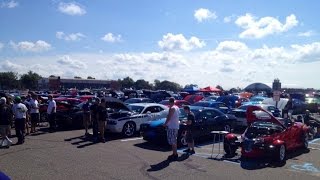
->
(1, 128, 320, 180)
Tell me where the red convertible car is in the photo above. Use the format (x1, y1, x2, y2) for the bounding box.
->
(224, 106, 309, 163)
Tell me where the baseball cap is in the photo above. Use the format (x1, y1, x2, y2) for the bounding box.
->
(0, 97, 6, 104)
(15, 96, 21, 103)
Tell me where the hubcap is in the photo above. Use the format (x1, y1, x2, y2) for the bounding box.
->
(124, 123, 134, 136)
(224, 125, 231, 132)
(279, 145, 285, 161)
(304, 135, 309, 148)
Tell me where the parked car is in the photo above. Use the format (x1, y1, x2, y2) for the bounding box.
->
(158, 99, 191, 108)
(124, 98, 155, 105)
(140, 106, 237, 146)
(190, 101, 231, 114)
(203, 95, 219, 102)
(224, 105, 309, 163)
(106, 103, 169, 137)
(230, 104, 281, 127)
(183, 94, 204, 104)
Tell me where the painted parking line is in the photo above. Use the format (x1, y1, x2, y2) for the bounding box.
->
(121, 137, 143, 142)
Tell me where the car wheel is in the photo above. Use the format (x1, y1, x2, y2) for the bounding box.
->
(276, 144, 286, 162)
(40, 113, 48, 122)
(223, 141, 236, 156)
(122, 122, 136, 137)
(302, 133, 309, 149)
(224, 124, 232, 132)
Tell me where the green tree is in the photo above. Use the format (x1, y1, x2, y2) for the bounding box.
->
(0, 71, 20, 90)
(74, 76, 82, 79)
(120, 77, 135, 89)
(134, 79, 153, 90)
(20, 71, 42, 90)
(87, 76, 95, 79)
(216, 85, 224, 91)
(154, 80, 182, 92)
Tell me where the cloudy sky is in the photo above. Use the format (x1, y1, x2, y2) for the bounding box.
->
(0, 0, 320, 89)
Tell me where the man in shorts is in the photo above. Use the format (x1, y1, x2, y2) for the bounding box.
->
(183, 105, 195, 154)
(82, 99, 91, 137)
(163, 97, 180, 161)
(0, 97, 13, 147)
(29, 94, 40, 133)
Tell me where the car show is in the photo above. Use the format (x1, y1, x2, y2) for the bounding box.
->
(1, 1, 320, 179)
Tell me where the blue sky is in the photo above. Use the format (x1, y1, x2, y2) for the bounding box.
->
(0, 0, 320, 89)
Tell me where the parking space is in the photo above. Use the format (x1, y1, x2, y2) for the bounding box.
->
(175, 137, 320, 177)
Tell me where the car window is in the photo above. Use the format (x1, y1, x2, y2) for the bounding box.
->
(128, 105, 144, 114)
(199, 110, 220, 120)
(143, 106, 163, 113)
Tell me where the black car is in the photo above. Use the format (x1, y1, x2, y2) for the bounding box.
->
(140, 106, 237, 146)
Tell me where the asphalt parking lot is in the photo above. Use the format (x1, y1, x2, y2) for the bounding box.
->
(0, 128, 320, 180)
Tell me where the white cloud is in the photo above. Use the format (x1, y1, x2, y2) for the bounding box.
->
(2, 41, 320, 89)
(223, 15, 235, 23)
(101, 33, 122, 43)
(10, 40, 51, 52)
(216, 41, 248, 52)
(58, 2, 86, 16)
(235, 13, 298, 39)
(194, 8, 217, 22)
(0, 42, 4, 50)
(291, 42, 320, 62)
(1, 0, 18, 8)
(298, 30, 315, 37)
(57, 55, 87, 69)
(56, 31, 85, 41)
(158, 33, 206, 51)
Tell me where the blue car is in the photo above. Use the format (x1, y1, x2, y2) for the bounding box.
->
(140, 107, 237, 146)
(190, 101, 231, 114)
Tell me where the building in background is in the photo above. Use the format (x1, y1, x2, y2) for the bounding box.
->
(38, 76, 112, 91)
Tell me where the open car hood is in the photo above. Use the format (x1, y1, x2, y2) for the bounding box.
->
(102, 97, 131, 111)
(246, 105, 285, 128)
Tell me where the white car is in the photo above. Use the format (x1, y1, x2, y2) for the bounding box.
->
(107, 103, 169, 137)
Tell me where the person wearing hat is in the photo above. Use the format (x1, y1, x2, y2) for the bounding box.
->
(47, 95, 57, 132)
(12, 96, 28, 144)
(0, 97, 13, 147)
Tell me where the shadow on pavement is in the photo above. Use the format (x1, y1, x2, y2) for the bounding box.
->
(134, 141, 171, 152)
(147, 153, 189, 172)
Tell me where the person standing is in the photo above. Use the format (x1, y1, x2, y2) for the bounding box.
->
(12, 96, 28, 144)
(90, 98, 100, 142)
(97, 98, 108, 143)
(82, 99, 91, 137)
(21, 96, 30, 135)
(183, 106, 195, 155)
(47, 95, 57, 132)
(163, 97, 180, 161)
(0, 97, 13, 147)
(29, 94, 40, 133)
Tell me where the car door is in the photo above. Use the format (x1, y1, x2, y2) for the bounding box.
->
(198, 109, 220, 136)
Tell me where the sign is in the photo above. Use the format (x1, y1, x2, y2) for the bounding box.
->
(273, 90, 281, 102)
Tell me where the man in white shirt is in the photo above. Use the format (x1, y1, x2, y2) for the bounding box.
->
(30, 94, 40, 133)
(12, 96, 28, 144)
(163, 97, 180, 161)
(47, 95, 57, 131)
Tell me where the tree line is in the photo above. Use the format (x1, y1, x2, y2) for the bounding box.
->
(0, 71, 226, 92)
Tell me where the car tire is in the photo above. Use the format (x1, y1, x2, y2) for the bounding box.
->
(302, 133, 309, 150)
(40, 112, 48, 122)
(275, 144, 286, 163)
(223, 141, 237, 156)
(122, 122, 136, 137)
(224, 124, 232, 132)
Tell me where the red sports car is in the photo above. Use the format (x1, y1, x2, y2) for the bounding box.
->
(224, 106, 309, 163)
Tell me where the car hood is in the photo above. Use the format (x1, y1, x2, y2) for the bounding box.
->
(246, 105, 284, 128)
(102, 97, 131, 111)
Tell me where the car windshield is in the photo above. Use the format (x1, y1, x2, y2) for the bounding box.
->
(128, 105, 144, 114)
